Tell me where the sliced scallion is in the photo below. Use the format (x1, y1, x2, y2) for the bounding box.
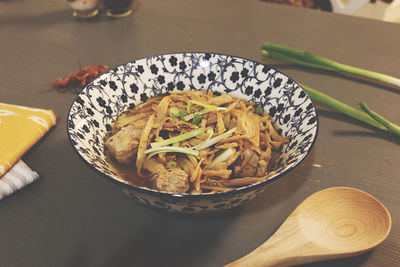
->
(172, 141, 180, 147)
(194, 127, 236, 150)
(192, 113, 202, 125)
(358, 102, 400, 136)
(183, 110, 209, 121)
(145, 146, 199, 157)
(207, 148, 236, 169)
(254, 105, 264, 116)
(183, 107, 227, 122)
(187, 100, 218, 112)
(179, 109, 188, 118)
(166, 161, 177, 169)
(205, 127, 214, 142)
(169, 107, 180, 119)
(150, 128, 205, 148)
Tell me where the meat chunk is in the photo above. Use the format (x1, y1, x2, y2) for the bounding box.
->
(235, 149, 270, 177)
(239, 149, 259, 177)
(257, 149, 271, 177)
(256, 160, 268, 177)
(144, 159, 189, 194)
(151, 169, 189, 194)
(105, 124, 143, 164)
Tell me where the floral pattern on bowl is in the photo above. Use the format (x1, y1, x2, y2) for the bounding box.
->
(67, 52, 318, 213)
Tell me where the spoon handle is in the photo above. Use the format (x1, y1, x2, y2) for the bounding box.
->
(225, 187, 392, 267)
(224, 240, 290, 267)
(225, 217, 308, 267)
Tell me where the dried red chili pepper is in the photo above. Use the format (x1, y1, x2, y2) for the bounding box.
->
(48, 60, 108, 92)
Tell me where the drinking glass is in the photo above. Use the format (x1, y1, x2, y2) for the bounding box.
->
(104, 0, 133, 17)
(67, 0, 101, 18)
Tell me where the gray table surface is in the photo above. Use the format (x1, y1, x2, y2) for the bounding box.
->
(1, 0, 399, 266)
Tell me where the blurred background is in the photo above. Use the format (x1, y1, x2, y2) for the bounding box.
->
(260, 0, 400, 23)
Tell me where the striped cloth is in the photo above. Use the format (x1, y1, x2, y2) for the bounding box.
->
(0, 160, 39, 200)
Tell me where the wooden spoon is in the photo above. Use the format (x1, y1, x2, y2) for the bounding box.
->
(226, 187, 391, 267)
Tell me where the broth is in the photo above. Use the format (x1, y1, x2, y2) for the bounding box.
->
(104, 91, 289, 194)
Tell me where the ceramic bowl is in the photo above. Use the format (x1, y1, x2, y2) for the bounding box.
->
(67, 52, 318, 213)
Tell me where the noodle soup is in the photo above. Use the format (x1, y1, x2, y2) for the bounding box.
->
(104, 90, 288, 194)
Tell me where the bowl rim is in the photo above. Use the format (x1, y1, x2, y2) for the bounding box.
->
(67, 51, 319, 199)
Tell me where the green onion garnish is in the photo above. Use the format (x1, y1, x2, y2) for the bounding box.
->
(166, 161, 177, 169)
(187, 100, 217, 113)
(254, 105, 264, 116)
(150, 128, 205, 148)
(183, 110, 208, 121)
(179, 109, 188, 118)
(207, 148, 236, 169)
(183, 107, 227, 122)
(172, 141, 180, 147)
(205, 127, 214, 141)
(145, 146, 199, 157)
(169, 107, 180, 119)
(194, 127, 236, 150)
(192, 113, 202, 125)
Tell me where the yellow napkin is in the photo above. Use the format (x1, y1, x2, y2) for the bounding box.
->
(0, 103, 56, 176)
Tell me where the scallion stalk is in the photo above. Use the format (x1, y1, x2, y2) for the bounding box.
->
(183, 110, 208, 121)
(261, 42, 400, 89)
(150, 128, 205, 148)
(145, 146, 199, 157)
(187, 100, 224, 112)
(194, 127, 236, 150)
(300, 84, 387, 131)
(205, 127, 214, 141)
(261, 42, 400, 138)
(207, 148, 236, 169)
(183, 109, 226, 121)
(358, 102, 400, 136)
(184, 100, 226, 121)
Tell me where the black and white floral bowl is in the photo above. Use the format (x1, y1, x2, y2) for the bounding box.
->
(67, 52, 318, 214)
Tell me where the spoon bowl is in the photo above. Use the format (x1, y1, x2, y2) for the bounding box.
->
(226, 187, 391, 267)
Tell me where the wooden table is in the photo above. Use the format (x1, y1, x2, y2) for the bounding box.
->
(1, 0, 399, 266)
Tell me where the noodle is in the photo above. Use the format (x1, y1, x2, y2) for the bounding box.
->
(136, 114, 155, 176)
(105, 90, 289, 194)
